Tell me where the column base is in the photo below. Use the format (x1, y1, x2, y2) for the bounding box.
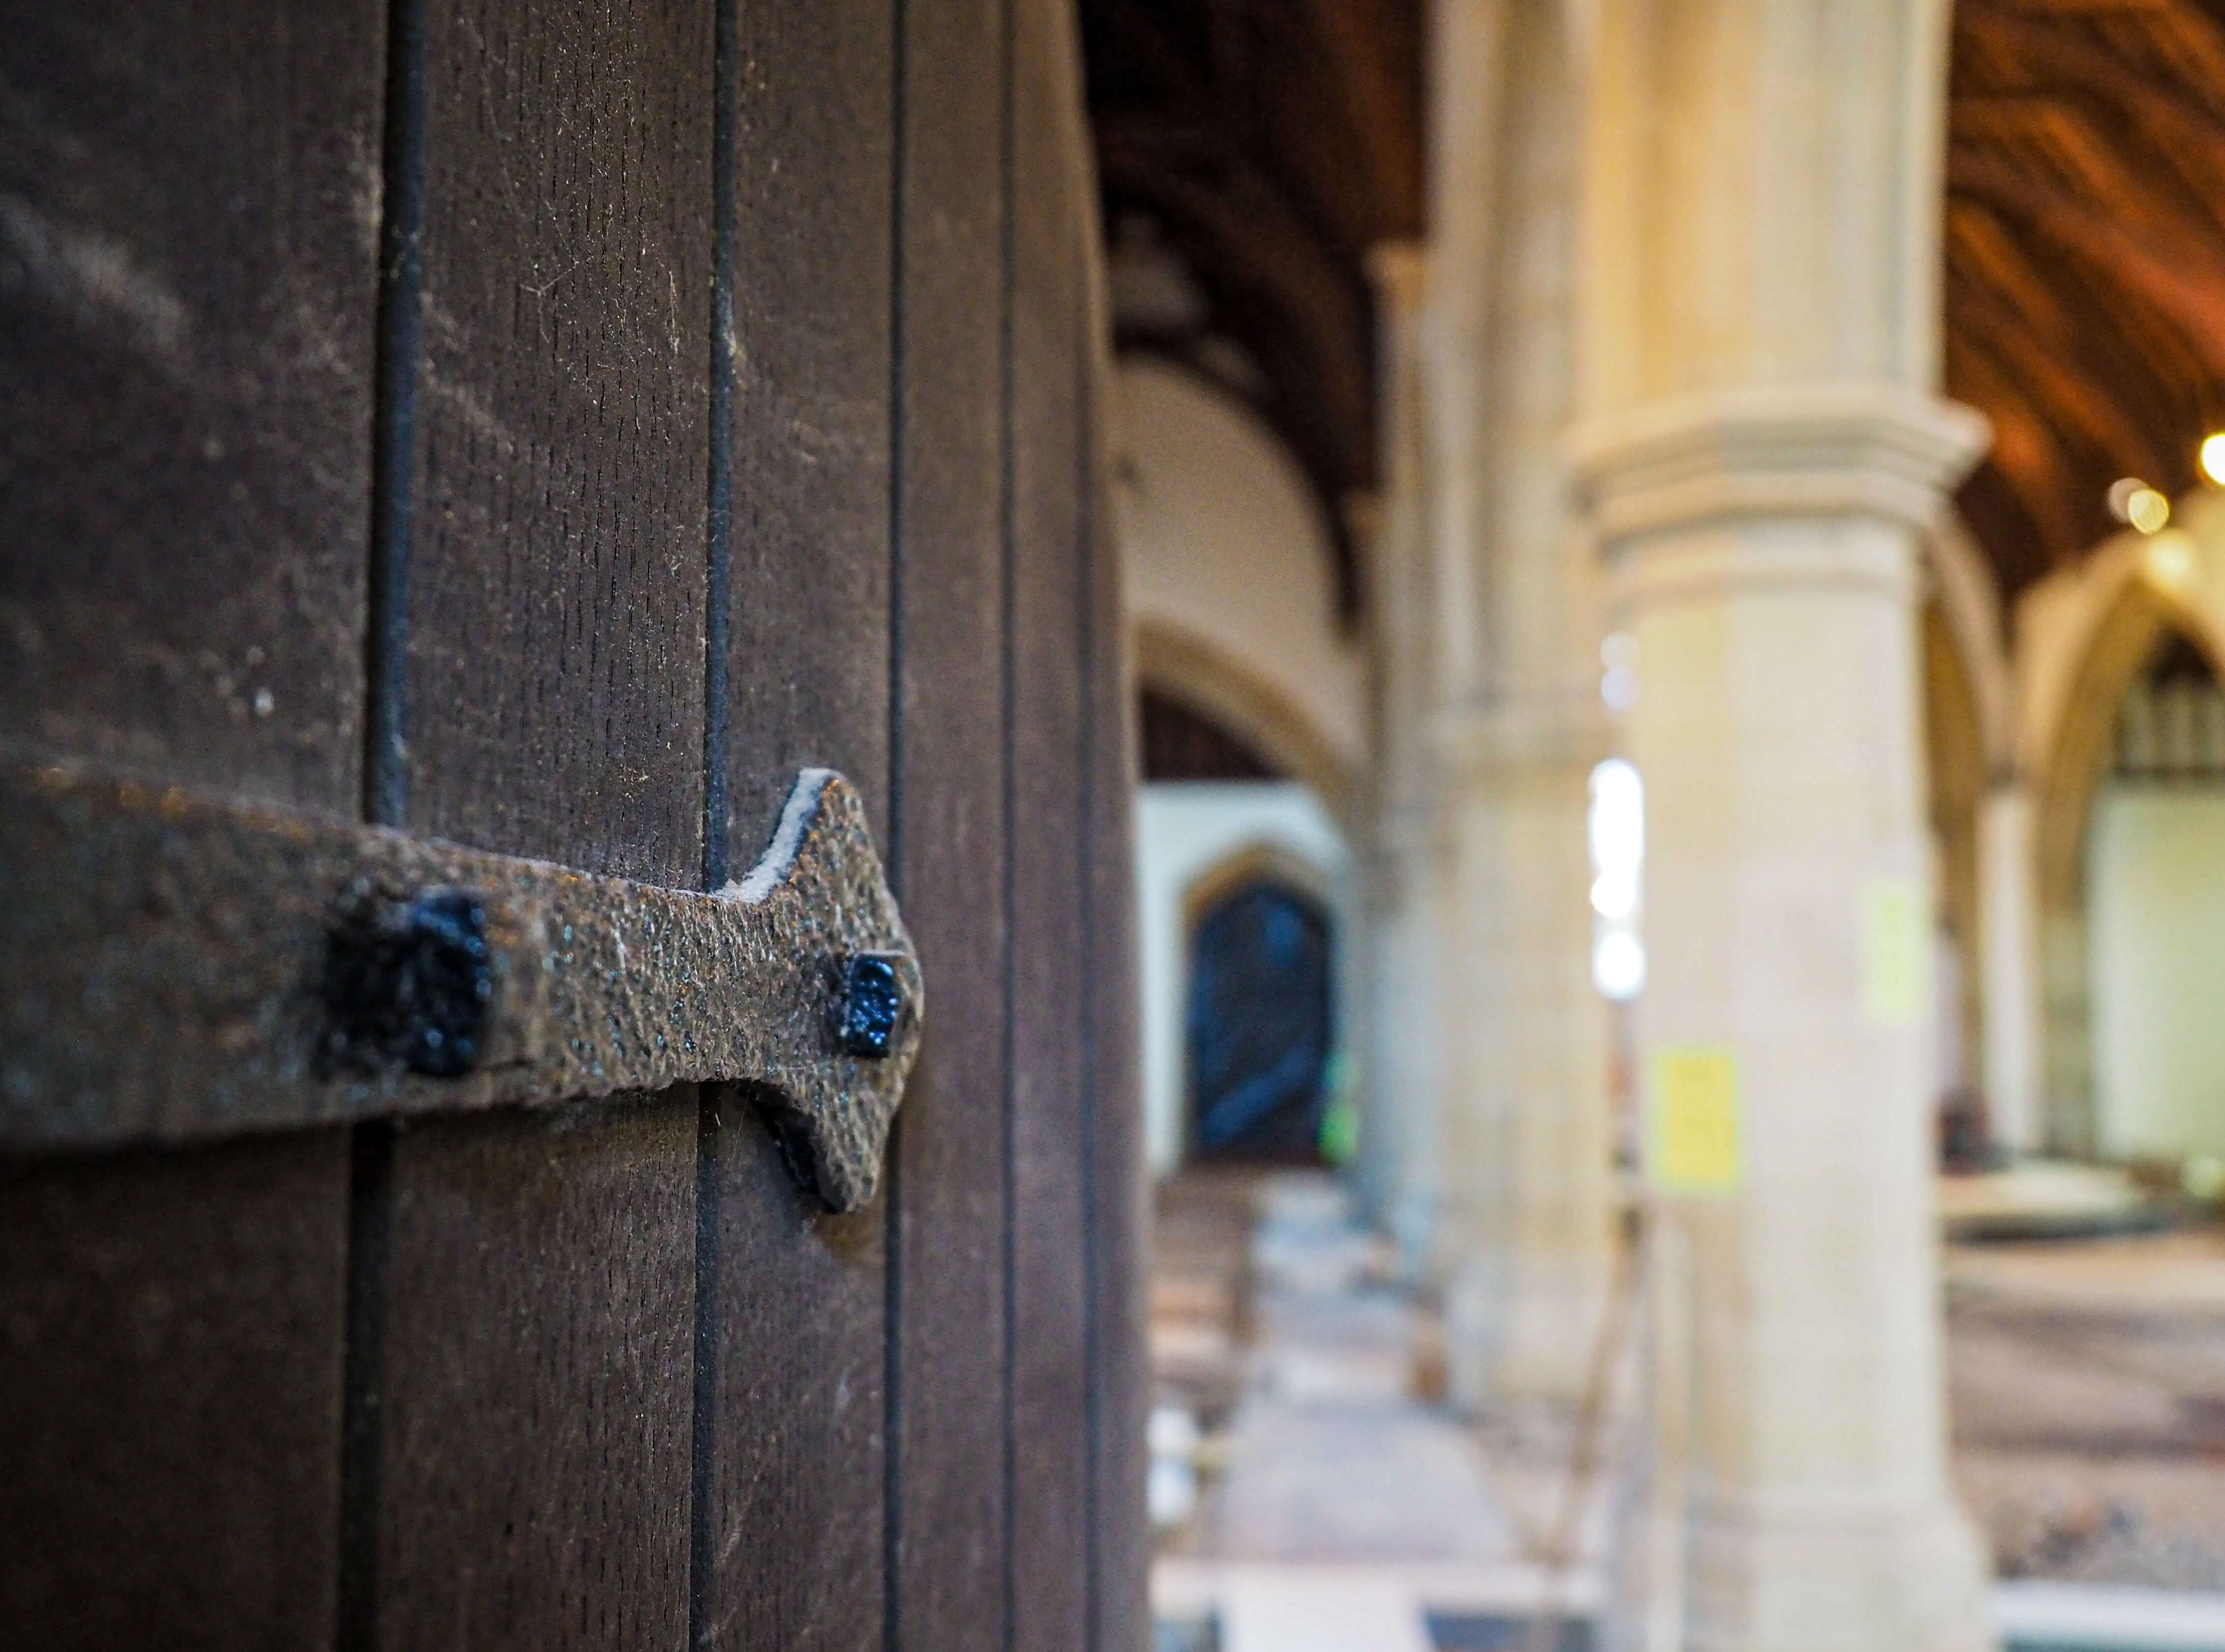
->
(1676, 1485, 1993, 1652)
(1442, 1251, 1616, 1410)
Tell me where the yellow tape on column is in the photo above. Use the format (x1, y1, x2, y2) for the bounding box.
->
(1648, 1045, 1741, 1195)
(1860, 877, 1929, 1027)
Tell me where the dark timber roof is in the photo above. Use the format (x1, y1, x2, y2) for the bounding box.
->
(1948, 0, 2225, 605)
(1084, 0, 2225, 621)
(1080, 0, 1425, 620)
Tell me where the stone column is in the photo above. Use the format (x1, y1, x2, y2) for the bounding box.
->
(1571, 0, 1995, 1644)
(1978, 779, 2041, 1156)
(1578, 393, 1993, 1652)
(1437, 704, 1614, 1409)
(1360, 240, 1449, 1265)
(1422, 0, 1618, 1410)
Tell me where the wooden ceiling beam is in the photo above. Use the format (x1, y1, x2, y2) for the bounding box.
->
(1946, 213, 2182, 483)
(1945, 333, 2096, 584)
(1958, 1, 2225, 154)
(1096, 146, 1374, 476)
(1085, 0, 1213, 109)
(1290, 0, 1424, 239)
(1947, 151, 2225, 376)
(1951, 292, 2173, 490)
(1950, 94, 2225, 275)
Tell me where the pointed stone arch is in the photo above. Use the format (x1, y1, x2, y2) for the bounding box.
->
(1132, 622, 1358, 830)
(2031, 561, 2225, 1152)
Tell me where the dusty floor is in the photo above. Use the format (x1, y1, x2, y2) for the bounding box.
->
(1148, 1170, 1605, 1650)
(1948, 1227, 2225, 1589)
(1148, 1167, 2225, 1648)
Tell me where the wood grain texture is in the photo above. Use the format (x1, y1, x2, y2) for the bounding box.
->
(358, 2, 714, 1645)
(0, 0, 379, 809)
(0, 5, 376, 1638)
(1008, 0, 1093, 1638)
(404, 0, 713, 880)
(699, 0, 895, 1644)
(367, 1098, 699, 1650)
(722, 0, 895, 857)
(0, 1135, 351, 1652)
(886, 0, 1012, 1640)
(1948, 0, 2225, 600)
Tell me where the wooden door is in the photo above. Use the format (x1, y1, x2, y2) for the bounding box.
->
(0, 1, 1146, 1647)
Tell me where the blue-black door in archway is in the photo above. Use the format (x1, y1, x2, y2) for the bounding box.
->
(1187, 878, 1334, 1160)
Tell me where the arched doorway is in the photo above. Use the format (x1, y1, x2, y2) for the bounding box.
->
(2031, 561, 2225, 1158)
(1185, 876, 1335, 1161)
(2085, 629, 2225, 1162)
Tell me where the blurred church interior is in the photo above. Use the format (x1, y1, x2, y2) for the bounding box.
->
(1090, 2, 2225, 1647)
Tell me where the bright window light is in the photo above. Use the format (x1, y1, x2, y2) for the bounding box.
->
(1591, 872, 1637, 922)
(1593, 930, 1646, 1001)
(1588, 758, 1645, 1002)
(1588, 759, 1644, 877)
(2201, 434, 2225, 488)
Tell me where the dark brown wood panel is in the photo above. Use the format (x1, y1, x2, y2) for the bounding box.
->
(403, 0, 714, 881)
(1948, 0, 2225, 600)
(722, 0, 896, 857)
(0, 0, 381, 810)
(700, 0, 895, 1644)
(887, 0, 1013, 1641)
(1081, 264, 1152, 1652)
(0, 1135, 350, 1652)
(1009, 0, 1093, 1639)
(357, 1, 714, 1645)
(2, 5, 1140, 1647)
(0, 5, 377, 1642)
(365, 1099, 698, 1648)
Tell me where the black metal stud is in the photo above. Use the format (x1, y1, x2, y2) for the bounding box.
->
(836, 953, 905, 1059)
(322, 886, 494, 1078)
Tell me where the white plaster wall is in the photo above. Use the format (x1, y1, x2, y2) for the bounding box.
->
(1114, 358, 1365, 779)
(1135, 782, 1352, 1176)
(2089, 784, 2225, 1161)
(2014, 492, 2225, 782)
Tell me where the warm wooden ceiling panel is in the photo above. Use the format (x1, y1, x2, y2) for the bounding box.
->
(1948, 0, 2225, 606)
(1081, 0, 2225, 621)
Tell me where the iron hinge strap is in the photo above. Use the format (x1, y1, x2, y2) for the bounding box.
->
(0, 760, 923, 1212)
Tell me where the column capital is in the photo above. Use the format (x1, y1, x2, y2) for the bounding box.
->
(1431, 693, 1610, 780)
(1568, 383, 1991, 549)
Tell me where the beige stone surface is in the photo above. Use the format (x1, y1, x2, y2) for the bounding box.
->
(1565, 0, 2001, 1641)
(1407, 0, 1618, 1412)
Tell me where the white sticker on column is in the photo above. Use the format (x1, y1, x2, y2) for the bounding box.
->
(1859, 877, 1929, 1027)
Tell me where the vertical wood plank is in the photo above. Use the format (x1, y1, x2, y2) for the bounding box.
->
(0, 3, 377, 1642)
(0, 1137, 350, 1651)
(1008, 0, 1092, 1639)
(887, 0, 1012, 1642)
(357, 0, 714, 1644)
(402, 0, 714, 883)
(699, 0, 895, 1644)
(366, 1101, 700, 1648)
(0, 0, 381, 810)
(1080, 229, 1152, 1652)
(721, 0, 896, 855)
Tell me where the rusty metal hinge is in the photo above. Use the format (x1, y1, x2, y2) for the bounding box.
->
(0, 760, 923, 1212)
